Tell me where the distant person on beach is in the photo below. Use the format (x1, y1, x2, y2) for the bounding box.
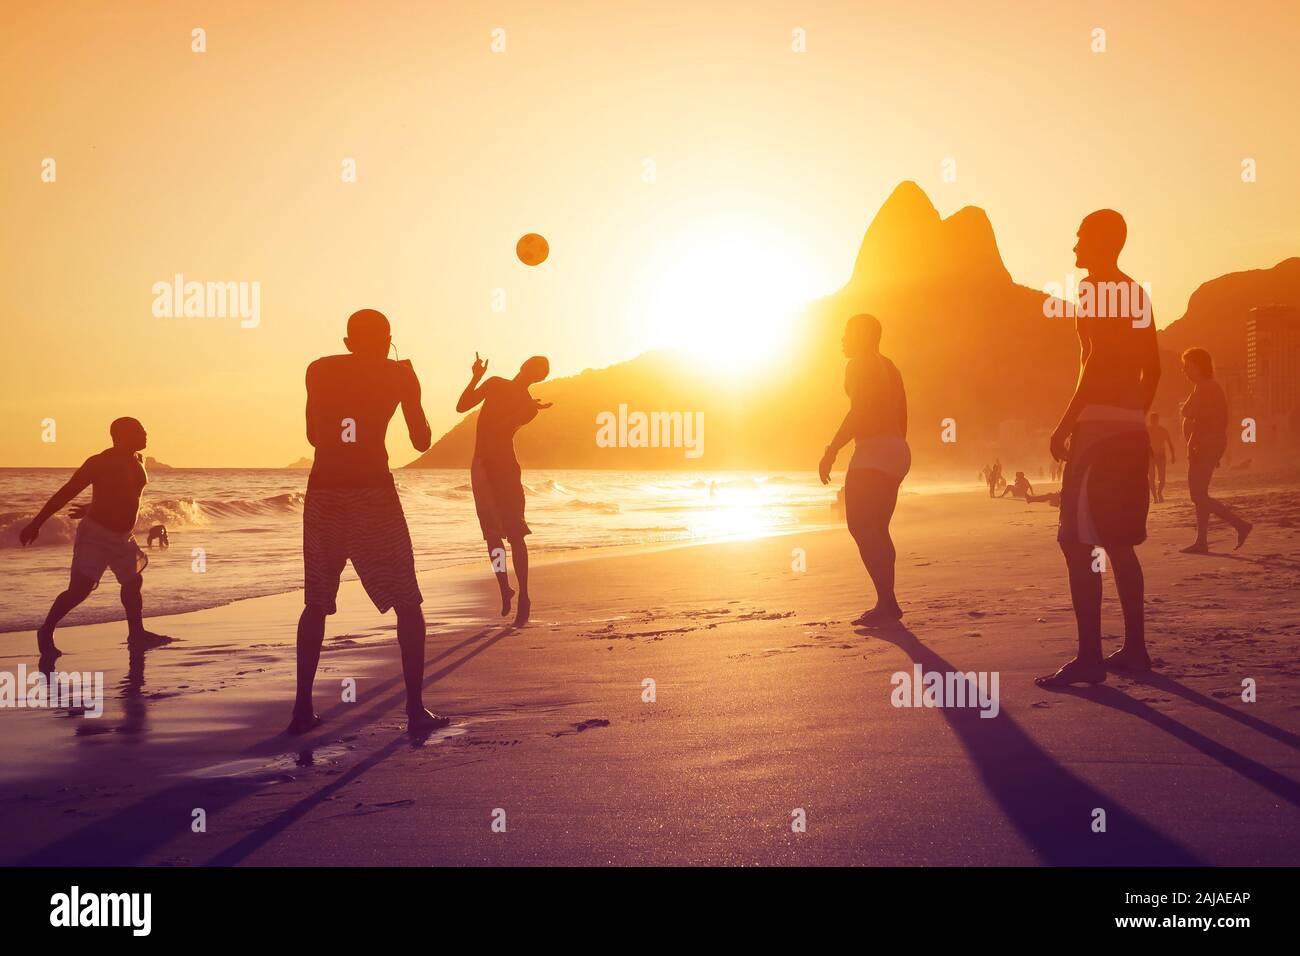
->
(457, 352, 551, 627)
(290, 309, 446, 736)
(988, 459, 1003, 497)
(1147, 412, 1175, 502)
(1039, 210, 1160, 687)
(998, 471, 1034, 499)
(1178, 347, 1252, 553)
(819, 313, 909, 627)
(18, 417, 170, 662)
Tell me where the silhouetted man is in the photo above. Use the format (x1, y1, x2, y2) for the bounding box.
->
(1179, 347, 1251, 553)
(19, 417, 170, 662)
(819, 314, 910, 626)
(1147, 412, 1175, 502)
(457, 353, 551, 627)
(999, 471, 1034, 499)
(290, 309, 446, 735)
(1039, 210, 1160, 686)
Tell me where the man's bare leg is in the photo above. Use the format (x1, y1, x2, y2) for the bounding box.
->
(509, 537, 530, 626)
(288, 605, 327, 734)
(36, 573, 97, 660)
(486, 537, 514, 616)
(1105, 545, 1151, 671)
(849, 475, 903, 625)
(121, 575, 172, 649)
(1037, 541, 1106, 686)
(396, 603, 449, 734)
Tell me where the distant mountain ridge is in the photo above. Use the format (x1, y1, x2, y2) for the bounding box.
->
(409, 183, 1298, 470)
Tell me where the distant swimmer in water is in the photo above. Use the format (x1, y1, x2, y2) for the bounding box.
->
(146, 524, 169, 549)
(1178, 347, 1251, 554)
(457, 352, 551, 627)
(819, 313, 909, 628)
(18, 417, 171, 664)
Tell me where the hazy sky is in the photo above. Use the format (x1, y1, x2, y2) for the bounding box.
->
(3, 0, 1297, 466)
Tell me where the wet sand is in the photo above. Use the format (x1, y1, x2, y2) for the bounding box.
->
(1, 477, 1298, 866)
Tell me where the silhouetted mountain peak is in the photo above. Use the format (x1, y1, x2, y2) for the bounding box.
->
(852, 182, 1011, 288)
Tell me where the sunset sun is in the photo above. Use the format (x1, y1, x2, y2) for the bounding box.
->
(643, 223, 831, 370)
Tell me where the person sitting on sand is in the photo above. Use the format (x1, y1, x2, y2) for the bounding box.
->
(19, 417, 171, 663)
(290, 309, 446, 737)
(1178, 347, 1252, 554)
(819, 313, 910, 627)
(998, 471, 1034, 499)
(1146, 412, 1175, 503)
(457, 351, 551, 627)
(1039, 210, 1160, 688)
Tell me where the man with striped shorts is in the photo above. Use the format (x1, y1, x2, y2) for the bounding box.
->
(289, 309, 448, 736)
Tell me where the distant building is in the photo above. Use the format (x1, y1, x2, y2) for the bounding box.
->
(1246, 305, 1300, 441)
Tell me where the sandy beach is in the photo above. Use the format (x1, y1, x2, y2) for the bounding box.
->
(1, 475, 1297, 867)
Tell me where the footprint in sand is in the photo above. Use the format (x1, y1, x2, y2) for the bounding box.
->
(549, 718, 611, 737)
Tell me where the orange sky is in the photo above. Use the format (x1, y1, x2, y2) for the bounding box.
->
(2, 0, 1297, 466)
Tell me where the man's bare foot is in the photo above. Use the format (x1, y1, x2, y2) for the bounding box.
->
(1105, 646, 1152, 672)
(852, 604, 904, 627)
(1035, 657, 1106, 688)
(127, 629, 173, 649)
(286, 711, 323, 735)
(499, 586, 515, 617)
(513, 596, 531, 627)
(407, 709, 450, 736)
(36, 628, 62, 661)
(1235, 521, 1252, 550)
(1180, 541, 1209, 555)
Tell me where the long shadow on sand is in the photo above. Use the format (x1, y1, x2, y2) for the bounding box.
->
(867, 626, 1202, 865)
(14, 626, 514, 866)
(1122, 671, 1300, 752)
(1051, 683, 1300, 810)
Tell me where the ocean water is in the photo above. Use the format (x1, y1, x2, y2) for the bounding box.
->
(0, 468, 840, 633)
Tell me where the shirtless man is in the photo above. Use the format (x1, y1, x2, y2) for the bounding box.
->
(819, 314, 910, 627)
(1146, 412, 1175, 502)
(19, 417, 170, 663)
(1039, 210, 1160, 687)
(289, 309, 446, 736)
(457, 352, 551, 627)
(1178, 347, 1252, 553)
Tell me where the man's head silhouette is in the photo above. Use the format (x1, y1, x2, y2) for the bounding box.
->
(110, 417, 147, 452)
(518, 356, 549, 384)
(842, 313, 882, 359)
(1182, 347, 1213, 382)
(345, 309, 392, 358)
(1073, 209, 1127, 272)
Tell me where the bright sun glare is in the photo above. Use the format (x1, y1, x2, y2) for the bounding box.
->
(644, 223, 830, 372)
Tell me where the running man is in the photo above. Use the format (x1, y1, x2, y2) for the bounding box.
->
(819, 313, 910, 627)
(1039, 210, 1160, 686)
(19, 417, 170, 662)
(290, 309, 446, 736)
(457, 352, 551, 627)
(1147, 412, 1175, 502)
(1178, 347, 1252, 553)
